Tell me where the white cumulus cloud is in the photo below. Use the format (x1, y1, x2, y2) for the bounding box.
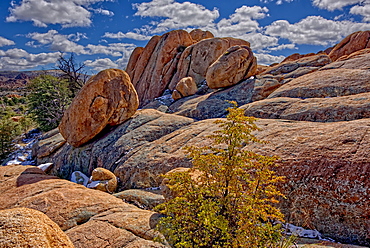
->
(0, 36, 15, 47)
(255, 53, 286, 65)
(265, 16, 370, 46)
(133, 0, 219, 33)
(0, 48, 61, 70)
(7, 0, 113, 28)
(350, 3, 370, 22)
(84, 58, 118, 72)
(26, 30, 136, 57)
(312, 0, 363, 11)
(103, 31, 152, 40)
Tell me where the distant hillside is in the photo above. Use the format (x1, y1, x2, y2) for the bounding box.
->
(0, 70, 64, 97)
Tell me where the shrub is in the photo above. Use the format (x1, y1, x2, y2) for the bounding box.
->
(0, 112, 21, 163)
(27, 75, 72, 131)
(156, 102, 285, 248)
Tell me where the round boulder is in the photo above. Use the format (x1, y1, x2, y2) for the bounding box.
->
(59, 69, 139, 147)
(206, 45, 257, 89)
(87, 167, 118, 193)
(172, 77, 198, 100)
(0, 207, 74, 248)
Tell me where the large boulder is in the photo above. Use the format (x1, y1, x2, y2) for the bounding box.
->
(59, 69, 139, 147)
(206, 45, 257, 89)
(0, 165, 166, 248)
(172, 76, 198, 100)
(329, 31, 370, 61)
(126, 30, 195, 106)
(168, 37, 251, 89)
(189, 29, 214, 42)
(0, 207, 74, 248)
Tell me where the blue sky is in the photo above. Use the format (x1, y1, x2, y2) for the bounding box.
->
(1, 0, 370, 73)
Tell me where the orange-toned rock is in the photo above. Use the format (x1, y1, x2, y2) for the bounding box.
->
(281, 52, 316, 63)
(59, 69, 139, 147)
(127, 30, 194, 106)
(0, 165, 166, 248)
(125, 46, 144, 77)
(127, 35, 161, 87)
(255, 64, 270, 75)
(88, 167, 117, 193)
(261, 54, 331, 80)
(169, 37, 251, 89)
(0, 207, 74, 248)
(242, 93, 370, 122)
(206, 45, 257, 89)
(189, 29, 214, 42)
(172, 77, 198, 100)
(329, 31, 370, 61)
(268, 68, 370, 99)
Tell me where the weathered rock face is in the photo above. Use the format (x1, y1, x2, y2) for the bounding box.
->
(168, 37, 251, 89)
(281, 52, 316, 63)
(0, 207, 74, 248)
(329, 31, 370, 61)
(320, 48, 370, 70)
(189, 29, 214, 42)
(242, 93, 370, 122)
(169, 78, 255, 120)
(206, 45, 257, 89)
(261, 54, 332, 82)
(172, 76, 198, 100)
(35, 109, 195, 189)
(114, 189, 165, 210)
(0, 165, 166, 248)
(126, 30, 195, 106)
(268, 68, 370, 99)
(59, 69, 139, 148)
(33, 116, 370, 245)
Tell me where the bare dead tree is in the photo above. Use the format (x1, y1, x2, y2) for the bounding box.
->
(56, 53, 88, 96)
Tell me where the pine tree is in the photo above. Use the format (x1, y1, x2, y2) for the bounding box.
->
(156, 102, 285, 248)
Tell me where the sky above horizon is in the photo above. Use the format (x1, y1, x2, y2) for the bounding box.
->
(1, 0, 370, 73)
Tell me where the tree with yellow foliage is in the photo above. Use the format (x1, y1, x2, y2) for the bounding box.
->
(156, 102, 286, 248)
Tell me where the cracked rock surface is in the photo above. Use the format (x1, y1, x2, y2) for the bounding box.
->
(0, 165, 166, 248)
(59, 69, 139, 148)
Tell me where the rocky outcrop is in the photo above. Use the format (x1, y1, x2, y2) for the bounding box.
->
(242, 93, 370, 122)
(35, 109, 195, 189)
(268, 68, 370, 99)
(168, 75, 282, 120)
(168, 37, 251, 90)
(59, 69, 139, 148)
(329, 31, 370, 61)
(0, 207, 74, 248)
(33, 115, 370, 245)
(281, 52, 316, 63)
(0, 165, 166, 248)
(114, 189, 165, 210)
(261, 54, 332, 82)
(206, 45, 257, 89)
(172, 76, 198, 100)
(126, 30, 194, 106)
(320, 48, 370, 70)
(189, 29, 214, 42)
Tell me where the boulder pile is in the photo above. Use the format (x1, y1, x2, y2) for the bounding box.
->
(27, 30, 370, 247)
(0, 165, 166, 248)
